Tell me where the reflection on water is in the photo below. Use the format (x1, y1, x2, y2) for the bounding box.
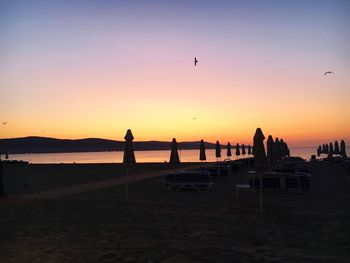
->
(8, 147, 347, 164)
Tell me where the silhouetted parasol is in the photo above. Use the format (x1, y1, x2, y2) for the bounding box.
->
(329, 142, 334, 157)
(169, 138, 180, 164)
(235, 143, 241, 159)
(267, 135, 275, 164)
(334, 140, 340, 155)
(274, 138, 281, 160)
(248, 145, 252, 155)
(215, 140, 221, 162)
(199, 139, 206, 162)
(123, 129, 136, 164)
(340, 140, 347, 157)
(242, 144, 246, 157)
(226, 142, 232, 158)
(253, 128, 267, 170)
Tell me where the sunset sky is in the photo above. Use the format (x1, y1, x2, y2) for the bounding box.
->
(1, 0, 349, 146)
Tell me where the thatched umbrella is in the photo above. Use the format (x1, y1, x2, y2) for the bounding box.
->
(267, 135, 275, 164)
(199, 139, 206, 162)
(334, 140, 340, 155)
(235, 143, 241, 159)
(169, 138, 180, 164)
(329, 142, 334, 158)
(226, 142, 232, 159)
(248, 145, 252, 155)
(123, 129, 136, 164)
(340, 140, 347, 157)
(215, 140, 221, 162)
(242, 144, 246, 157)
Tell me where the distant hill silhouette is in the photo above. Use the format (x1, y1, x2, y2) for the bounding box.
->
(0, 137, 217, 154)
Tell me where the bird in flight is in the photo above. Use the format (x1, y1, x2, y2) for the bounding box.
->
(324, 71, 334, 76)
(194, 57, 198, 66)
(193, 117, 197, 120)
(1, 122, 8, 125)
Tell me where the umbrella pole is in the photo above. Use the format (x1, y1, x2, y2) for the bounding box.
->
(259, 170, 263, 212)
(126, 165, 129, 201)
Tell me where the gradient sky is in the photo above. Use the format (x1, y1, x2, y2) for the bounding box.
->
(0, 0, 349, 146)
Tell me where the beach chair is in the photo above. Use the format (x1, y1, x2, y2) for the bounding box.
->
(161, 170, 212, 192)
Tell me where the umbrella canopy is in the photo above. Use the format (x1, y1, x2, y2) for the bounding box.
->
(199, 139, 207, 161)
(253, 128, 267, 170)
(317, 145, 322, 157)
(334, 140, 340, 155)
(329, 142, 334, 157)
(169, 138, 180, 164)
(325, 144, 329, 154)
(235, 143, 241, 157)
(340, 140, 347, 157)
(248, 145, 252, 155)
(215, 140, 221, 158)
(226, 142, 232, 157)
(242, 144, 246, 155)
(267, 135, 275, 164)
(123, 129, 136, 164)
(322, 144, 326, 154)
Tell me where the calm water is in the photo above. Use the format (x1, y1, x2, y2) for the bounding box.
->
(7, 147, 346, 164)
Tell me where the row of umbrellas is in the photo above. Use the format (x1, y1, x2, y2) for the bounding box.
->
(123, 128, 286, 167)
(317, 140, 347, 158)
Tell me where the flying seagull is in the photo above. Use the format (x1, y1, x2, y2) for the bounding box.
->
(193, 117, 197, 120)
(194, 57, 198, 66)
(1, 122, 8, 125)
(324, 71, 334, 76)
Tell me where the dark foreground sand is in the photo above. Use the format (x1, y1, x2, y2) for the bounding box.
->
(0, 161, 350, 262)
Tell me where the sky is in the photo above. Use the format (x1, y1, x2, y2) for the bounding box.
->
(0, 0, 349, 146)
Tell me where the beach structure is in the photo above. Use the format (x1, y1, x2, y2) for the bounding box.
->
(123, 129, 136, 164)
(267, 135, 275, 164)
(226, 142, 232, 159)
(215, 140, 221, 162)
(235, 143, 240, 158)
(199, 139, 206, 162)
(340, 140, 347, 157)
(169, 138, 180, 164)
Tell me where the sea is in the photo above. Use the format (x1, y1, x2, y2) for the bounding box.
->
(6, 147, 347, 164)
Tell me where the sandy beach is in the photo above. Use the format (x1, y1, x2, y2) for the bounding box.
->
(1, 160, 349, 262)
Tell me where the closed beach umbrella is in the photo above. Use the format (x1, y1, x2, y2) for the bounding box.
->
(215, 140, 221, 159)
(322, 144, 326, 154)
(123, 129, 136, 164)
(253, 128, 267, 170)
(325, 144, 329, 154)
(199, 139, 206, 162)
(275, 138, 281, 160)
(317, 145, 322, 157)
(267, 135, 275, 164)
(226, 142, 232, 158)
(248, 145, 252, 155)
(340, 140, 347, 157)
(334, 141, 340, 155)
(169, 138, 180, 164)
(329, 142, 334, 157)
(235, 143, 241, 158)
(242, 144, 246, 156)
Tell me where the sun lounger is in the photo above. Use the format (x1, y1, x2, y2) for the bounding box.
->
(161, 170, 212, 192)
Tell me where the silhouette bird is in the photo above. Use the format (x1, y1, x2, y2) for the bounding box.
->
(194, 57, 198, 66)
(324, 71, 334, 76)
(1, 122, 8, 125)
(193, 117, 197, 120)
